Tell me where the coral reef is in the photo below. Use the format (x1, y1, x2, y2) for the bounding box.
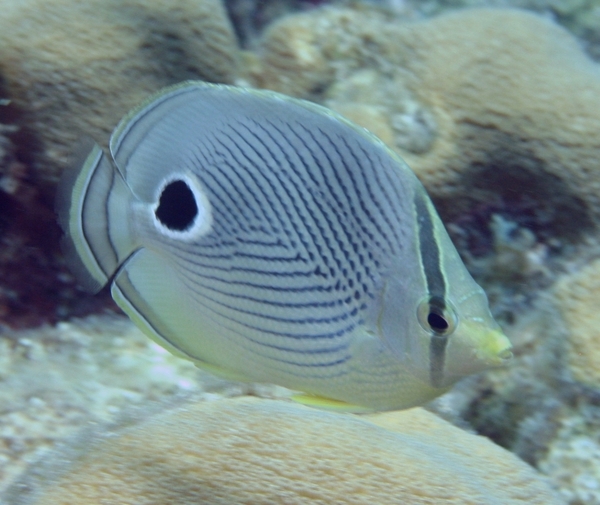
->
(538, 402, 600, 505)
(391, 8, 600, 244)
(255, 7, 600, 253)
(254, 7, 393, 98)
(0, 316, 203, 494)
(0, 316, 293, 496)
(0, 0, 239, 186)
(6, 396, 563, 505)
(253, 5, 600, 342)
(400, 0, 600, 61)
(1, 1, 599, 502)
(425, 274, 600, 505)
(0, 0, 239, 326)
(253, 6, 600, 502)
(552, 257, 600, 389)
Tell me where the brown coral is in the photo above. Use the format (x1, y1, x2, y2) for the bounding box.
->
(256, 7, 600, 247)
(552, 257, 600, 389)
(7, 397, 563, 505)
(0, 0, 239, 325)
(0, 0, 239, 185)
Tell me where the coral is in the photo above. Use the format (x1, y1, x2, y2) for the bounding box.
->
(6, 397, 563, 505)
(430, 296, 566, 465)
(255, 7, 600, 255)
(0, 316, 205, 495)
(408, 0, 600, 62)
(391, 8, 600, 242)
(425, 284, 600, 504)
(0, 0, 239, 186)
(552, 257, 600, 389)
(325, 69, 437, 154)
(538, 402, 600, 505)
(254, 7, 399, 98)
(0, 0, 239, 325)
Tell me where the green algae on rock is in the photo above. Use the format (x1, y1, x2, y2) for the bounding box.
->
(5, 397, 564, 505)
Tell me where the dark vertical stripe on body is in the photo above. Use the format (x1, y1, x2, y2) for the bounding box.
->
(104, 166, 121, 268)
(414, 189, 449, 388)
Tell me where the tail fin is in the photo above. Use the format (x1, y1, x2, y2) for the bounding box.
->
(56, 139, 137, 293)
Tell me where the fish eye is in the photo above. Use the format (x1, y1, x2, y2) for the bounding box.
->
(417, 296, 457, 337)
(152, 174, 212, 241)
(427, 311, 449, 332)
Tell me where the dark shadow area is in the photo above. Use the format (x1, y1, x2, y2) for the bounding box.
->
(429, 130, 595, 326)
(0, 91, 116, 329)
(435, 136, 593, 260)
(130, 4, 237, 84)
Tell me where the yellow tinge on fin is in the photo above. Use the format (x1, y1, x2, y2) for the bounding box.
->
(291, 394, 374, 414)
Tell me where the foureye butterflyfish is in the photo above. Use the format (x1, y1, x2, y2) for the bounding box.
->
(57, 81, 512, 412)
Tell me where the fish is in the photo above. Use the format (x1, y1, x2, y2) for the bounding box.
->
(57, 80, 512, 412)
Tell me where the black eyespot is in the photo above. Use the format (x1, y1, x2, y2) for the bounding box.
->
(155, 180, 198, 231)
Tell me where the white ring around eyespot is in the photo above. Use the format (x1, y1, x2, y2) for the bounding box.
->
(151, 173, 212, 241)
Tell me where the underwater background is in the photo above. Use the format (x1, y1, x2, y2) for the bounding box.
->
(1, 0, 600, 503)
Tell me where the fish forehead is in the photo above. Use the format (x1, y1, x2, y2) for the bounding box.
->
(120, 85, 421, 342)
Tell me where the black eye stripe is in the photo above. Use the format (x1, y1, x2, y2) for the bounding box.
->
(427, 311, 448, 332)
(426, 296, 451, 335)
(414, 190, 451, 388)
(429, 336, 449, 387)
(414, 189, 446, 298)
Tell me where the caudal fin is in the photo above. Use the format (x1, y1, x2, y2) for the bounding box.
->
(56, 139, 136, 293)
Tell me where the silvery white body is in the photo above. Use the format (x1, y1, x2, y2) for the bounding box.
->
(58, 81, 511, 411)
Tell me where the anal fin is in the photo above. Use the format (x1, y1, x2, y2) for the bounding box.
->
(291, 394, 373, 413)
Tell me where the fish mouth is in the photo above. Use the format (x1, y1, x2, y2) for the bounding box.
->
(477, 328, 513, 366)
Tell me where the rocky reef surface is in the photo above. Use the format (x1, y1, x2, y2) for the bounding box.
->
(1, 0, 600, 504)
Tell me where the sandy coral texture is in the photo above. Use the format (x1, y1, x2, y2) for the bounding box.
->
(0, 317, 204, 492)
(553, 258, 600, 389)
(7, 397, 562, 505)
(256, 7, 600, 243)
(0, 0, 239, 184)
